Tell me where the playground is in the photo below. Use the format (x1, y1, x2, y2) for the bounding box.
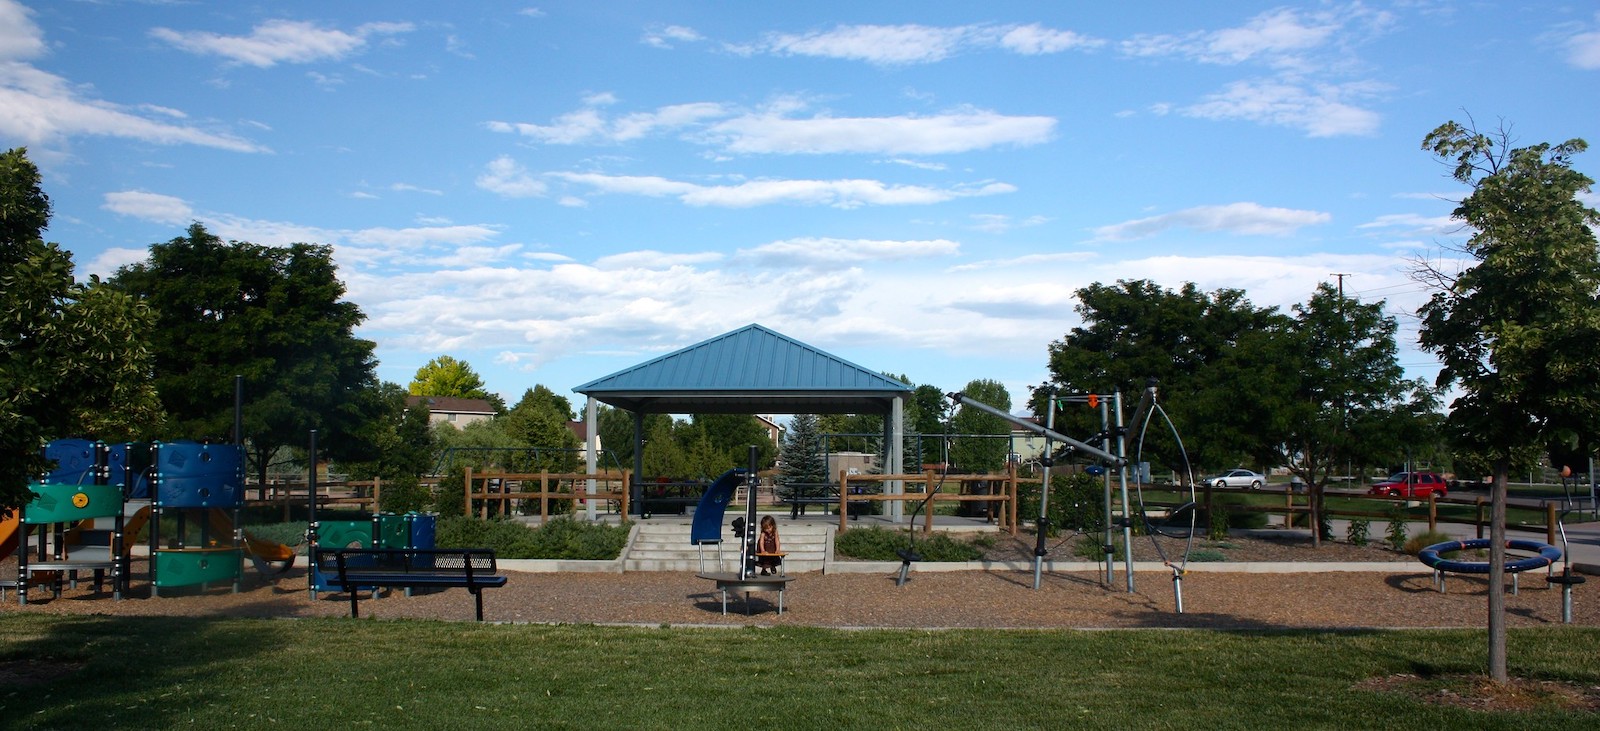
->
(2, 550, 1596, 629)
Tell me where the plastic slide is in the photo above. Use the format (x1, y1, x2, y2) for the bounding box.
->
(690, 468, 747, 545)
(1, 511, 18, 561)
(206, 509, 296, 574)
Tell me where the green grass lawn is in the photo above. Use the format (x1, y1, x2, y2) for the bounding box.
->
(2, 615, 1595, 729)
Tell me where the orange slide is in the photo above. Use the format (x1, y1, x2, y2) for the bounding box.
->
(206, 509, 296, 574)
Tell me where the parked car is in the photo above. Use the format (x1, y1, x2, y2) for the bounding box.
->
(1204, 469, 1265, 489)
(1368, 471, 1449, 499)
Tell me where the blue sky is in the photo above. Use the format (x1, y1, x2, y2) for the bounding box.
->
(5, 1, 1598, 412)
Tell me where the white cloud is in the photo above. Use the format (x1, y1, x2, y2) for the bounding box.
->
(390, 182, 442, 196)
(476, 156, 547, 198)
(948, 252, 1095, 272)
(1182, 78, 1383, 137)
(765, 24, 971, 64)
(0, 3, 265, 153)
(150, 19, 415, 68)
(736, 237, 960, 268)
(1567, 26, 1600, 69)
(0, 0, 43, 61)
(552, 171, 1014, 209)
(643, 25, 704, 49)
(968, 213, 1049, 234)
(83, 247, 152, 279)
(1357, 213, 1462, 237)
(491, 96, 1053, 155)
(488, 101, 727, 144)
(0, 62, 267, 152)
(706, 108, 1055, 155)
(759, 23, 1101, 65)
(102, 190, 196, 224)
(1000, 23, 1102, 55)
(1093, 202, 1331, 241)
(594, 250, 723, 269)
(1119, 6, 1364, 68)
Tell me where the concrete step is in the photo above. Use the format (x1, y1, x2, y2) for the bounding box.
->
(624, 522, 833, 573)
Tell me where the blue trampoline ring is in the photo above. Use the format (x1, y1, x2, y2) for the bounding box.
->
(1417, 538, 1563, 575)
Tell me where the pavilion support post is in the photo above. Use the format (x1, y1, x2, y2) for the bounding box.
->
(585, 396, 598, 522)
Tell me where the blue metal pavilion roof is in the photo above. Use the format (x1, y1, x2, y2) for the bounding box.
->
(575, 324, 911, 414)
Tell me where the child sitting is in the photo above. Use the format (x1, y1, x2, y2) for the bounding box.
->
(755, 515, 784, 575)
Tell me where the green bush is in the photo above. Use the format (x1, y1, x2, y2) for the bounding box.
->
(434, 516, 629, 560)
(1189, 549, 1227, 562)
(1346, 517, 1370, 546)
(834, 526, 984, 562)
(1402, 529, 1456, 556)
(1017, 472, 1105, 535)
(377, 475, 432, 514)
(1385, 506, 1409, 551)
(434, 471, 465, 517)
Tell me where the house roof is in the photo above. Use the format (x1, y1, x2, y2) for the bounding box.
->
(405, 396, 497, 415)
(575, 324, 911, 415)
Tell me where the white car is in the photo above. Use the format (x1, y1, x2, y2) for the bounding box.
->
(1205, 469, 1265, 489)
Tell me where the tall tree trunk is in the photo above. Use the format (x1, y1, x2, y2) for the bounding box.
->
(1309, 483, 1322, 548)
(1488, 460, 1509, 683)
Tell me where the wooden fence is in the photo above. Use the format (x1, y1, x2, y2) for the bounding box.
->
(1140, 485, 1564, 546)
(838, 466, 1020, 536)
(464, 468, 630, 521)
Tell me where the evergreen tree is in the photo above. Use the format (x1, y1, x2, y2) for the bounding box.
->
(779, 413, 828, 488)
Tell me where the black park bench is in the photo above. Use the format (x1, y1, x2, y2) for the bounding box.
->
(327, 548, 507, 621)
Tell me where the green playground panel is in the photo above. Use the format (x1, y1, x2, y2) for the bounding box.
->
(317, 520, 374, 549)
(153, 548, 242, 587)
(374, 514, 409, 549)
(23, 482, 123, 523)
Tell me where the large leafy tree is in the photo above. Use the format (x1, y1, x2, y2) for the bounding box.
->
(691, 413, 777, 471)
(340, 382, 436, 481)
(109, 224, 380, 486)
(501, 386, 581, 472)
(409, 355, 499, 407)
(1258, 283, 1421, 546)
(1414, 120, 1600, 683)
(1044, 280, 1287, 473)
(1, 148, 163, 513)
(948, 379, 1012, 473)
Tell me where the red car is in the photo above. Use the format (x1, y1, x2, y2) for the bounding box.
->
(1368, 471, 1448, 499)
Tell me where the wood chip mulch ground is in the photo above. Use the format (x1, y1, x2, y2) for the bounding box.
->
(2, 541, 1593, 630)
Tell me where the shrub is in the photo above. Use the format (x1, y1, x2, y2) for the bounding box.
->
(434, 471, 465, 517)
(1402, 529, 1455, 556)
(1016, 471, 1107, 536)
(377, 475, 431, 514)
(1208, 509, 1228, 541)
(1189, 549, 1226, 562)
(434, 515, 629, 560)
(834, 526, 984, 562)
(1346, 517, 1370, 546)
(1385, 506, 1409, 551)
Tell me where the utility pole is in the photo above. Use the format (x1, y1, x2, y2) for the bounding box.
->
(1331, 272, 1350, 299)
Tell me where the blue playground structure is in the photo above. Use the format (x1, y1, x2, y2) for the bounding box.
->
(148, 440, 247, 597)
(10, 441, 127, 604)
(1417, 537, 1564, 597)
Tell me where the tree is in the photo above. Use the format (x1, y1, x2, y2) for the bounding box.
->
(340, 382, 436, 481)
(1414, 119, 1600, 683)
(691, 413, 776, 471)
(109, 224, 380, 487)
(502, 386, 580, 472)
(779, 413, 828, 488)
(1, 148, 163, 513)
(1257, 283, 1417, 546)
(1044, 280, 1287, 474)
(409, 355, 504, 412)
(949, 379, 1012, 473)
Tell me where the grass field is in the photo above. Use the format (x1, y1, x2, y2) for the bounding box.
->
(1, 615, 1595, 729)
